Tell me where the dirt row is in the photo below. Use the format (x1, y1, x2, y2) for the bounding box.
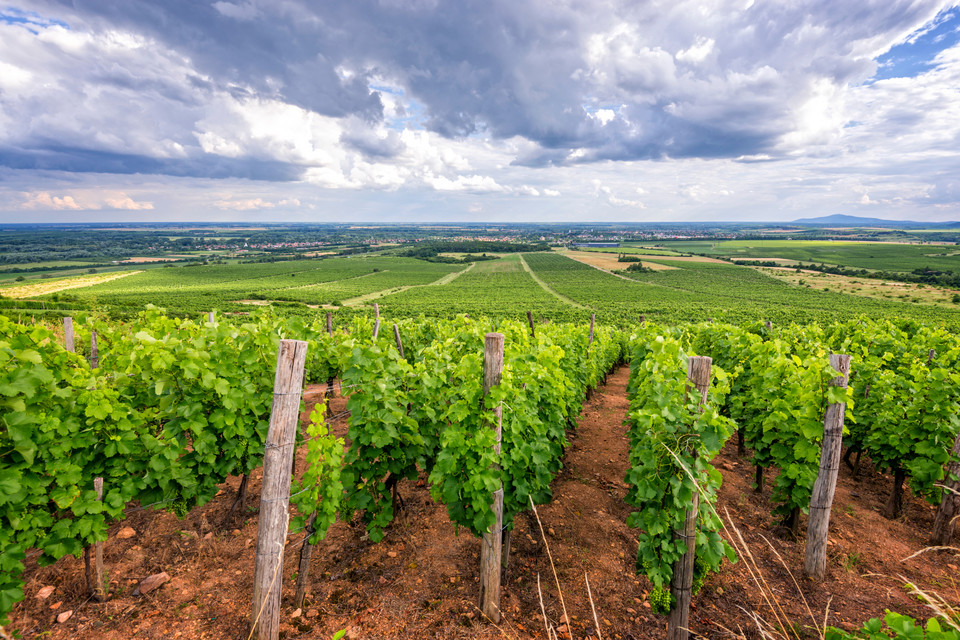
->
(10, 367, 959, 640)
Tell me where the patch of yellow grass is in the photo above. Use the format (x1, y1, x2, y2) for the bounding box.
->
(757, 266, 960, 307)
(560, 250, 678, 271)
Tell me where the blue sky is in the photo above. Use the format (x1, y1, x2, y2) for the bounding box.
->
(1, 0, 959, 223)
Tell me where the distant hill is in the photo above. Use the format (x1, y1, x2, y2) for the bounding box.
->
(791, 214, 959, 228)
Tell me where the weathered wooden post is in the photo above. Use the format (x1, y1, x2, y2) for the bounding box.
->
(803, 354, 851, 581)
(393, 324, 405, 359)
(667, 356, 711, 640)
(208, 311, 215, 323)
(372, 303, 381, 339)
(251, 340, 308, 640)
(765, 320, 773, 332)
(90, 330, 99, 369)
(83, 478, 106, 600)
(325, 312, 335, 399)
(526, 311, 535, 338)
(932, 433, 960, 546)
(293, 514, 318, 610)
(63, 317, 75, 352)
(479, 333, 504, 623)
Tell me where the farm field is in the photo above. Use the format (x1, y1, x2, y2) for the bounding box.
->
(52, 256, 461, 314)
(522, 252, 960, 325)
(375, 254, 581, 321)
(757, 266, 960, 305)
(561, 249, 679, 271)
(7, 248, 960, 327)
(0, 271, 142, 298)
(642, 239, 960, 272)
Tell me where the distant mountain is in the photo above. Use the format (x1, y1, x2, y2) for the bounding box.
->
(791, 214, 959, 227)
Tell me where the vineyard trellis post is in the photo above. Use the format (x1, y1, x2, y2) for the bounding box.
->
(803, 354, 851, 581)
(372, 303, 381, 339)
(526, 311, 535, 338)
(932, 432, 960, 546)
(208, 311, 215, 323)
(90, 330, 99, 369)
(83, 478, 106, 600)
(251, 339, 308, 640)
(667, 356, 711, 640)
(479, 332, 504, 623)
(325, 312, 335, 400)
(588, 313, 595, 345)
(86, 333, 105, 598)
(63, 316, 75, 352)
(393, 323, 405, 359)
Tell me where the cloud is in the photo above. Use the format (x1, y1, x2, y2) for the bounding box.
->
(0, 1, 958, 223)
(213, 197, 276, 210)
(22, 191, 87, 210)
(104, 194, 154, 210)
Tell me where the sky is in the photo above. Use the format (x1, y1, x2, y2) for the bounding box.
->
(1, 1, 959, 224)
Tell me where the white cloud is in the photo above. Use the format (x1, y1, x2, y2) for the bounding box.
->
(104, 194, 154, 210)
(0, 0, 958, 223)
(21, 192, 89, 210)
(676, 36, 715, 64)
(213, 197, 276, 210)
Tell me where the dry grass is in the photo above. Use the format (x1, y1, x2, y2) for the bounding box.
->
(1, 271, 140, 299)
(560, 250, 679, 271)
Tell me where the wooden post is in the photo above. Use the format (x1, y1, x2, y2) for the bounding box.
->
(208, 311, 215, 323)
(668, 356, 711, 640)
(83, 477, 106, 600)
(251, 340, 308, 640)
(928, 349, 936, 363)
(372, 303, 381, 340)
(639, 314, 646, 324)
(90, 330, 99, 369)
(526, 311, 535, 338)
(479, 333, 504, 623)
(293, 514, 318, 609)
(588, 313, 595, 345)
(64, 317, 75, 352)
(325, 313, 335, 399)
(932, 431, 960, 546)
(803, 354, 851, 581)
(765, 320, 772, 332)
(393, 324, 404, 359)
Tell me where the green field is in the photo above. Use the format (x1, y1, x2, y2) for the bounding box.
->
(643, 239, 960, 272)
(9, 246, 960, 327)
(51, 257, 460, 313)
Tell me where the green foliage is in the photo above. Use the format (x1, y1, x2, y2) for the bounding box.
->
(290, 403, 345, 544)
(827, 319, 960, 504)
(695, 322, 855, 521)
(826, 612, 960, 640)
(623, 331, 737, 609)
(0, 316, 149, 624)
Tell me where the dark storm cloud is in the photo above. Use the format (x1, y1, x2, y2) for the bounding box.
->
(5, 0, 955, 180)
(0, 145, 302, 181)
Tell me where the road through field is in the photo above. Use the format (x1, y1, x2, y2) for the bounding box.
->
(517, 254, 588, 309)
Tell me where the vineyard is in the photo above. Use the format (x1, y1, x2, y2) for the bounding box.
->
(2, 309, 960, 640)
(9, 250, 960, 329)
